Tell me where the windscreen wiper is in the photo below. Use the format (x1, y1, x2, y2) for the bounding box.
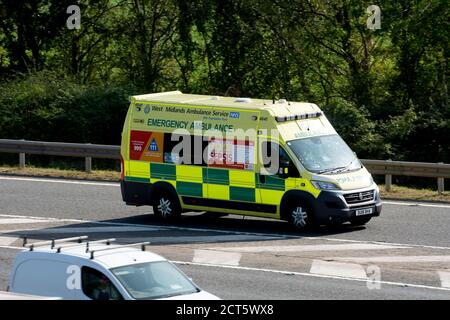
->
(317, 167, 346, 174)
(334, 159, 362, 173)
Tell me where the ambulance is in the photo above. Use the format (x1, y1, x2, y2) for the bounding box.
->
(120, 91, 381, 229)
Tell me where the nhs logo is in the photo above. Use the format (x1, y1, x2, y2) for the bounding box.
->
(229, 112, 240, 119)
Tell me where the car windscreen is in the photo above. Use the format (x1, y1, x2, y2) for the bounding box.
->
(111, 261, 199, 300)
(286, 134, 361, 174)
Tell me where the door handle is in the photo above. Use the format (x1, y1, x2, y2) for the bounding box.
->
(259, 174, 265, 184)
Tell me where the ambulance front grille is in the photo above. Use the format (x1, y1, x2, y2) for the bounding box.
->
(344, 190, 375, 204)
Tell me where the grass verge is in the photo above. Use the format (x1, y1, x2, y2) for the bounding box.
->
(0, 165, 119, 181)
(0, 165, 448, 203)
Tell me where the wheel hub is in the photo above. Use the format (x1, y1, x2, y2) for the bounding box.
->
(157, 198, 172, 218)
(292, 206, 308, 227)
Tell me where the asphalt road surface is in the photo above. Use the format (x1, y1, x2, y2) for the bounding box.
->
(0, 175, 449, 299)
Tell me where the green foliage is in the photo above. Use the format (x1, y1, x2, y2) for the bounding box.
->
(322, 100, 387, 159)
(0, 71, 130, 144)
(0, 0, 448, 163)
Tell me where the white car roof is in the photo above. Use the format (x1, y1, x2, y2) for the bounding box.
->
(0, 291, 62, 300)
(19, 243, 166, 269)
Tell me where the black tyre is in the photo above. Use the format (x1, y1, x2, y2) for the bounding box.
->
(285, 201, 315, 230)
(350, 216, 372, 226)
(152, 187, 181, 221)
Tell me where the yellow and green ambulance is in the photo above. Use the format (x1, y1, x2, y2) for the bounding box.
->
(120, 91, 382, 229)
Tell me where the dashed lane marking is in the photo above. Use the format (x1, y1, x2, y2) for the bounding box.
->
(173, 261, 450, 292)
(438, 271, 450, 288)
(0, 243, 447, 292)
(0, 236, 19, 246)
(208, 243, 411, 253)
(310, 260, 368, 279)
(193, 250, 242, 266)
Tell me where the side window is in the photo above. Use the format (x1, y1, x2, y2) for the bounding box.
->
(260, 141, 300, 178)
(81, 266, 123, 300)
(279, 146, 300, 178)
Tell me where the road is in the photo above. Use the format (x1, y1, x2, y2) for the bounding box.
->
(0, 175, 449, 299)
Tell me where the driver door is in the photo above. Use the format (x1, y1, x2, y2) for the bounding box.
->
(256, 140, 300, 211)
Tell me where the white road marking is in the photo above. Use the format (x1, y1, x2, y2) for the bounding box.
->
(2, 175, 449, 208)
(0, 213, 449, 251)
(0, 213, 101, 224)
(128, 235, 281, 243)
(318, 237, 450, 251)
(173, 261, 450, 292)
(383, 201, 450, 209)
(0, 213, 289, 239)
(332, 255, 450, 263)
(0, 218, 53, 224)
(0, 243, 444, 292)
(193, 249, 241, 266)
(0, 245, 23, 250)
(209, 243, 410, 253)
(18, 226, 165, 234)
(437, 271, 450, 288)
(0, 236, 19, 246)
(0, 176, 119, 187)
(310, 260, 367, 279)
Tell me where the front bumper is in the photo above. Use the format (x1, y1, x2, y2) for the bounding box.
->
(312, 185, 382, 225)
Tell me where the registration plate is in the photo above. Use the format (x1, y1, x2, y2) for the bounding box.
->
(355, 207, 374, 216)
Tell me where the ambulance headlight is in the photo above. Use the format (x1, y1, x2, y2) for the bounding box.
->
(311, 180, 340, 190)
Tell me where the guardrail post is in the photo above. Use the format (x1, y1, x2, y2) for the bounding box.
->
(19, 152, 26, 169)
(85, 156, 92, 173)
(385, 159, 392, 192)
(85, 143, 92, 173)
(438, 162, 445, 194)
(18, 139, 26, 169)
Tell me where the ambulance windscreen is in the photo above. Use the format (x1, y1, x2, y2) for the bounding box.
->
(286, 134, 362, 174)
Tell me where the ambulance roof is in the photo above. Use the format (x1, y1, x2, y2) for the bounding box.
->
(131, 91, 321, 118)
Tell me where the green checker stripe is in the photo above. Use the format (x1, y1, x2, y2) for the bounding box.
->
(256, 174, 285, 191)
(125, 176, 150, 183)
(229, 186, 255, 202)
(204, 168, 229, 185)
(177, 181, 203, 197)
(150, 163, 176, 180)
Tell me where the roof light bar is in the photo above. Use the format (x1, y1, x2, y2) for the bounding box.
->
(276, 111, 322, 122)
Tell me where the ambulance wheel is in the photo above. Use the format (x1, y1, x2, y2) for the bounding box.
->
(152, 187, 181, 221)
(350, 216, 371, 226)
(285, 202, 315, 230)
